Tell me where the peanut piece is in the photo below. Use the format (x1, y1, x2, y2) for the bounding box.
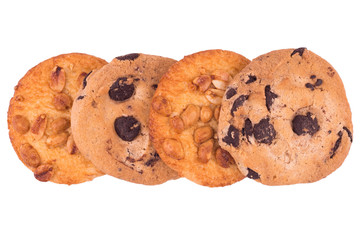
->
(50, 66, 66, 92)
(66, 135, 78, 154)
(211, 70, 230, 81)
(46, 132, 69, 148)
(170, 116, 185, 133)
(194, 126, 213, 144)
(215, 148, 235, 168)
(197, 139, 214, 163)
(214, 106, 220, 121)
(205, 88, 225, 105)
(77, 72, 88, 89)
(162, 138, 184, 160)
(211, 80, 227, 90)
(31, 114, 47, 140)
(193, 75, 212, 92)
(12, 115, 30, 134)
(34, 164, 53, 182)
(200, 106, 213, 123)
(181, 104, 200, 128)
(19, 143, 41, 168)
(152, 96, 172, 116)
(53, 93, 72, 111)
(50, 117, 70, 134)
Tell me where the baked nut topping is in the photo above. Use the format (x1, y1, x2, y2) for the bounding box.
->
(181, 104, 200, 128)
(19, 143, 41, 168)
(50, 66, 66, 92)
(49, 117, 70, 134)
(211, 80, 227, 90)
(152, 95, 172, 116)
(193, 75, 212, 92)
(205, 88, 225, 105)
(210, 70, 231, 82)
(197, 139, 214, 163)
(214, 106, 220, 121)
(31, 114, 47, 140)
(162, 138, 184, 160)
(12, 115, 30, 134)
(215, 148, 234, 168)
(200, 106, 213, 123)
(77, 72, 88, 89)
(170, 116, 185, 133)
(194, 126, 213, 144)
(66, 134, 78, 154)
(34, 164, 53, 182)
(53, 93, 72, 110)
(46, 132, 69, 148)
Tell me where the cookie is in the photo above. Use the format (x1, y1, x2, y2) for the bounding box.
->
(8, 53, 107, 184)
(71, 53, 179, 185)
(149, 50, 250, 187)
(218, 48, 353, 185)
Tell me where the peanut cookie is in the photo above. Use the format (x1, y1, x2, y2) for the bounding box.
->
(71, 53, 179, 185)
(218, 48, 353, 185)
(149, 50, 250, 187)
(8, 53, 107, 184)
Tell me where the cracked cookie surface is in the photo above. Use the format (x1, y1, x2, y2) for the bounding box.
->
(149, 50, 250, 187)
(218, 48, 353, 185)
(8, 53, 107, 184)
(71, 53, 179, 185)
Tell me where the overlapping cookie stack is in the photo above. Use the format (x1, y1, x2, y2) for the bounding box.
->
(7, 48, 353, 186)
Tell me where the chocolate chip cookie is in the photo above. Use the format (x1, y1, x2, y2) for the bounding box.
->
(71, 53, 179, 185)
(218, 48, 353, 185)
(149, 50, 250, 187)
(8, 53, 107, 184)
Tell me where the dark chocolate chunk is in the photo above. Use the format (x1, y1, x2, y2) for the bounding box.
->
(292, 112, 320, 136)
(225, 88, 237, 99)
(108, 77, 135, 102)
(243, 118, 253, 142)
(315, 79, 323, 86)
(291, 47, 306, 57)
(230, 95, 249, 116)
(145, 152, 160, 167)
(151, 84, 158, 90)
(222, 125, 240, 147)
(76, 95, 85, 100)
(245, 74, 257, 84)
(253, 118, 276, 144)
(265, 85, 278, 112)
(247, 168, 260, 179)
(305, 83, 315, 91)
(310, 75, 317, 79)
(330, 131, 343, 159)
(343, 127, 353, 142)
(82, 71, 92, 89)
(114, 116, 141, 141)
(116, 53, 140, 61)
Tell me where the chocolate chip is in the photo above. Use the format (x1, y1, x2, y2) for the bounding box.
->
(247, 168, 260, 179)
(305, 83, 315, 91)
(151, 84, 158, 90)
(315, 79, 323, 86)
(253, 118, 276, 144)
(76, 95, 85, 100)
(82, 71, 92, 89)
(114, 116, 141, 141)
(225, 88, 237, 99)
(330, 131, 343, 158)
(245, 74, 257, 84)
(310, 75, 317, 79)
(291, 47, 306, 57)
(343, 127, 353, 142)
(242, 118, 253, 142)
(145, 152, 160, 167)
(222, 125, 240, 147)
(230, 95, 249, 116)
(116, 53, 140, 61)
(292, 112, 320, 136)
(265, 85, 278, 112)
(108, 77, 135, 102)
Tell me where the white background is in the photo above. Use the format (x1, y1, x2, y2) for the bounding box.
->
(1, 1, 359, 239)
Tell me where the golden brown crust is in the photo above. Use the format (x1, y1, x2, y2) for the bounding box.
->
(149, 49, 250, 187)
(8, 53, 107, 184)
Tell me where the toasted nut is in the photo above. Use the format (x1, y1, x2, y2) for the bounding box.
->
(200, 106, 213, 123)
(194, 126, 213, 144)
(19, 143, 41, 168)
(53, 93, 72, 111)
(193, 75, 212, 92)
(66, 135, 78, 154)
(170, 116, 185, 133)
(212, 80, 227, 90)
(211, 70, 230, 81)
(197, 139, 214, 163)
(31, 114, 47, 140)
(50, 117, 70, 134)
(214, 106, 220, 121)
(152, 96, 172, 116)
(76, 72, 88, 89)
(34, 164, 53, 182)
(50, 66, 66, 92)
(162, 138, 184, 160)
(215, 148, 235, 168)
(181, 104, 200, 128)
(205, 89, 225, 105)
(46, 132, 69, 148)
(12, 115, 30, 134)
